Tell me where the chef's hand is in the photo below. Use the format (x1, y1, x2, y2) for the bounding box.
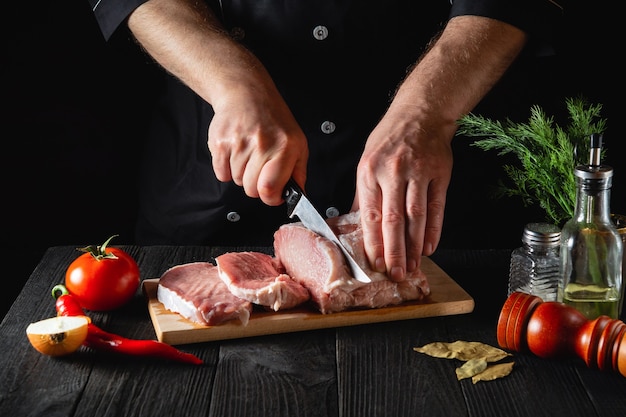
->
(351, 14, 527, 282)
(127, 0, 308, 205)
(353, 102, 454, 282)
(207, 74, 309, 206)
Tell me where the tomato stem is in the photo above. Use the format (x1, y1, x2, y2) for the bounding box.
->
(77, 234, 120, 261)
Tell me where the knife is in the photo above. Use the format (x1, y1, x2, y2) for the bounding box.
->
(283, 178, 371, 283)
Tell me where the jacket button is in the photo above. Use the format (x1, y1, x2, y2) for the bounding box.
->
(226, 211, 241, 222)
(320, 120, 336, 134)
(326, 207, 340, 218)
(312, 25, 329, 40)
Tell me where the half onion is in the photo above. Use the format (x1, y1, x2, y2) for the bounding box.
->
(26, 316, 89, 356)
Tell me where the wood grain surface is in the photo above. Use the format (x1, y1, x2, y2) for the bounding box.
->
(143, 257, 474, 345)
(5, 246, 626, 417)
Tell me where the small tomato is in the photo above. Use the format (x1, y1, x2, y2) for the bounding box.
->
(65, 235, 140, 311)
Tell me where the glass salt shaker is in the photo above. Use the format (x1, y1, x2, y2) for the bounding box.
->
(508, 222, 561, 301)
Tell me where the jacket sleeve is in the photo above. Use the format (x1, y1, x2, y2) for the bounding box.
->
(450, 0, 566, 55)
(87, 0, 150, 40)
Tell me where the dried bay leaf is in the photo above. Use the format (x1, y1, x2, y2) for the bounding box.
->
(414, 340, 515, 383)
(455, 358, 488, 380)
(413, 342, 459, 359)
(413, 341, 512, 362)
(471, 362, 515, 384)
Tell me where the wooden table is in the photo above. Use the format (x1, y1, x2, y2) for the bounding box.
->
(1, 246, 625, 417)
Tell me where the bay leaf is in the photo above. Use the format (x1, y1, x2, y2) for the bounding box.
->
(455, 358, 488, 380)
(413, 341, 512, 362)
(413, 342, 459, 359)
(471, 362, 515, 384)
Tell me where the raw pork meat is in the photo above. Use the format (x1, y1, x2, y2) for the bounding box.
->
(273, 211, 430, 313)
(216, 251, 310, 311)
(157, 262, 252, 326)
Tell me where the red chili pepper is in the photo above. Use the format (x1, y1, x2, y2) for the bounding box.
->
(52, 285, 202, 365)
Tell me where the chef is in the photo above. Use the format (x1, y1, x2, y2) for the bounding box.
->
(87, 0, 564, 281)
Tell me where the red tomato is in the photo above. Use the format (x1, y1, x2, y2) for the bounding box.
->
(65, 235, 140, 311)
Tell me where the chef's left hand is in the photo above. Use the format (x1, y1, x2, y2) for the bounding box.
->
(353, 102, 454, 282)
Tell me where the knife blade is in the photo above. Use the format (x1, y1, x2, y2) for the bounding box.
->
(283, 178, 371, 283)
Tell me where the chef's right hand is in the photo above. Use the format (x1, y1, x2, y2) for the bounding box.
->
(128, 0, 309, 205)
(207, 78, 309, 206)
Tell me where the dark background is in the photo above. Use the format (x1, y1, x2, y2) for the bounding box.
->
(2, 1, 622, 319)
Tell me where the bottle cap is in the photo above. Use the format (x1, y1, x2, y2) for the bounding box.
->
(578, 132, 613, 180)
(575, 164, 613, 180)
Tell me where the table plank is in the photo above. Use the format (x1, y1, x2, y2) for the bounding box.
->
(209, 331, 339, 417)
(336, 317, 468, 417)
(71, 351, 217, 417)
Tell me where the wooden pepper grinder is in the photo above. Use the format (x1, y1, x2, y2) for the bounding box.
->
(497, 291, 626, 376)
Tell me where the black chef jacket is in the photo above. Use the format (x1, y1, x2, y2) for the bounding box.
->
(87, 0, 565, 246)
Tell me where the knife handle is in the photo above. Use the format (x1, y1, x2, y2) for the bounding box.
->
(283, 177, 304, 217)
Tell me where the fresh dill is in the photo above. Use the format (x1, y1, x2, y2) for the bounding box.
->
(456, 97, 607, 226)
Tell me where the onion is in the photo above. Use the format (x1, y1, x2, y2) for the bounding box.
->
(26, 316, 89, 356)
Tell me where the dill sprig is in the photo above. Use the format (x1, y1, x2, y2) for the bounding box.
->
(456, 97, 607, 226)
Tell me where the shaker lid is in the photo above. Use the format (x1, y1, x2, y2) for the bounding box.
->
(522, 222, 561, 246)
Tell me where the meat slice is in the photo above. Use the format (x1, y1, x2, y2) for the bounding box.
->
(215, 251, 310, 311)
(157, 262, 252, 326)
(273, 211, 430, 314)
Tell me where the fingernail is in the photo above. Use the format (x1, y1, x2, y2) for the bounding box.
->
(375, 257, 386, 273)
(390, 266, 404, 281)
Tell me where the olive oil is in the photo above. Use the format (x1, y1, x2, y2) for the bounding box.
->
(563, 283, 620, 319)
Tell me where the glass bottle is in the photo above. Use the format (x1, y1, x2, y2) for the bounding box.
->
(508, 222, 561, 301)
(558, 134, 623, 319)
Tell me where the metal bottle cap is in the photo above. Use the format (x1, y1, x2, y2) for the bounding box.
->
(576, 132, 613, 180)
(575, 164, 613, 180)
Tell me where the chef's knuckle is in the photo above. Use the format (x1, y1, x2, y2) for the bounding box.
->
(406, 202, 427, 219)
(361, 208, 383, 224)
(382, 210, 404, 226)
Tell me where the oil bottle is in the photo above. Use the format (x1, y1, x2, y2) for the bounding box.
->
(558, 133, 623, 319)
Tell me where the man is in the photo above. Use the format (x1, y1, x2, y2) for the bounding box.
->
(88, 0, 564, 281)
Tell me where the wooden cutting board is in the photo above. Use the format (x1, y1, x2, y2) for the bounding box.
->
(143, 257, 474, 345)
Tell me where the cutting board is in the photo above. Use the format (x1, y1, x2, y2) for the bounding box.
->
(143, 257, 474, 345)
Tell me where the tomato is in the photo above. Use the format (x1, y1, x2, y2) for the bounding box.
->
(65, 235, 140, 311)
